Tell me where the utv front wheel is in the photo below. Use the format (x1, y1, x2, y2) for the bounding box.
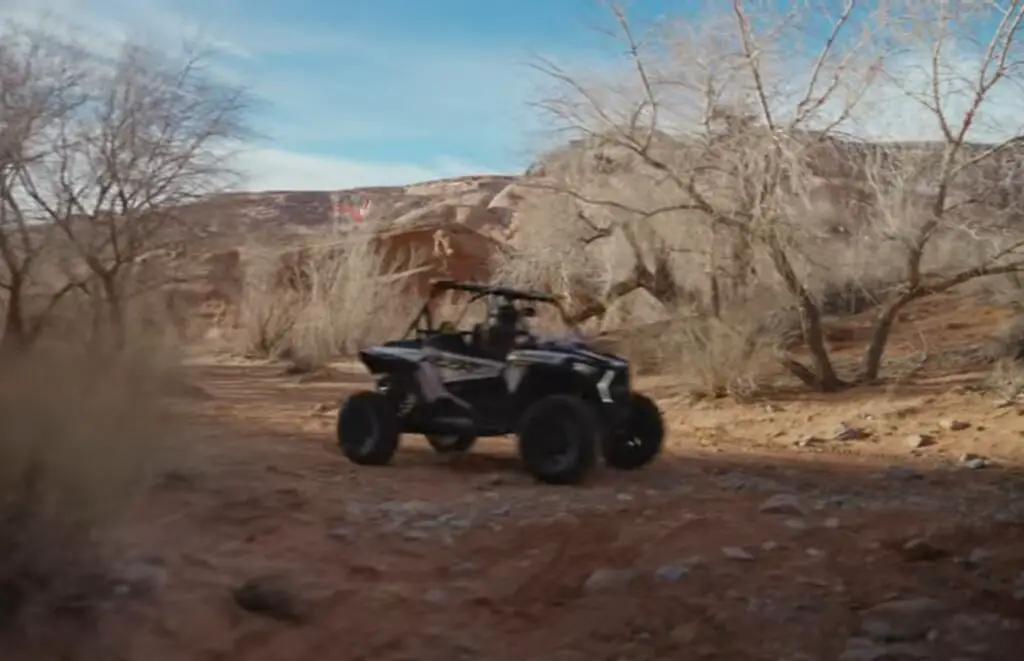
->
(603, 392, 664, 470)
(337, 391, 400, 465)
(516, 395, 599, 485)
(426, 434, 477, 453)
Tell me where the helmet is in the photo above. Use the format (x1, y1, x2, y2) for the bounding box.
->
(490, 301, 519, 329)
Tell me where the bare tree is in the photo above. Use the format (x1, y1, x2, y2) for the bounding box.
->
(6, 31, 253, 348)
(855, 0, 1024, 380)
(527, 0, 885, 390)
(523, 0, 1024, 390)
(0, 27, 87, 351)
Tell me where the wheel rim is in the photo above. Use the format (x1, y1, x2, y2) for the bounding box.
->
(609, 400, 661, 462)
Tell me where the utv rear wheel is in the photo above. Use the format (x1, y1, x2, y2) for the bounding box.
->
(337, 391, 400, 465)
(426, 434, 477, 453)
(603, 393, 664, 470)
(516, 395, 599, 485)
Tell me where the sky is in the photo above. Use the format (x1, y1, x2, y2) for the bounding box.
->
(2, 0, 1023, 192)
(0, 0, 643, 190)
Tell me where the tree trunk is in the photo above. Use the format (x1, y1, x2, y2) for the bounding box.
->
(96, 274, 126, 351)
(796, 293, 845, 391)
(859, 292, 916, 382)
(0, 280, 29, 354)
(765, 235, 845, 391)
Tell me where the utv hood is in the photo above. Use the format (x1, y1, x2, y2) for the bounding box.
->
(530, 337, 628, 368)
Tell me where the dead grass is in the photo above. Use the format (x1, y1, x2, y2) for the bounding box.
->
(237, 231, 425, 365)
(0, 342, 178, 636)
(670, 314, 782, 399)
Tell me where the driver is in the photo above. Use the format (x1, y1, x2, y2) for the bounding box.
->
(483, 299, 520, 358)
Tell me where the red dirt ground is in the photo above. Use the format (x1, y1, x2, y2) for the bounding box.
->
(12, 293, 1024, 661)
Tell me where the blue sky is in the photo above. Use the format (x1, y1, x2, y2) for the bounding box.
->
(2, 0, 669, 190)
(3, 0, 1022, 190)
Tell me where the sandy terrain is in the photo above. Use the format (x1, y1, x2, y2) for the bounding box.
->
(13, 295, 1024, 661)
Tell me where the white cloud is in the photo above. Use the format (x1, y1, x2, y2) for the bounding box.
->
(236, 148, 491, 191)
(0, 0, 543, 191)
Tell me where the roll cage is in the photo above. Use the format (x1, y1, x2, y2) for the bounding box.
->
(402, 278, 578, 340)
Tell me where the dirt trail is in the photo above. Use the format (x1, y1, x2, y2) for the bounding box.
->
(54, 359, 1018, 661)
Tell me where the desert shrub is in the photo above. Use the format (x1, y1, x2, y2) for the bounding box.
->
(983, 357, 1024, 399)
(670, 309, 788, 399)
(238, 233, 424, 365)
(987, 314, 1024, 363)
(0, 344, 176, 635)
(237, 251, 306, 359)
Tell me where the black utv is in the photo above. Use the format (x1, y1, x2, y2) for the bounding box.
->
(336, 279, 664, 485)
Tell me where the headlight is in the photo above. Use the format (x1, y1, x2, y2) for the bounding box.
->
(572, 362, 599, 376)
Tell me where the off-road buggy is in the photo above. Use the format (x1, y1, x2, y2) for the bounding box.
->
(336, 279, 664, 485)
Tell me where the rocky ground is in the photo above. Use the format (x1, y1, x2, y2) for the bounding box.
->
(42, 350, 1019, 661)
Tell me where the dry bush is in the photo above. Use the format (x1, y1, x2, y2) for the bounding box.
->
(983, 357, 1024, 399)
(238, 233, 425, 364)
(671, 314, 781, 399)
(0, 343, 177, 634)
(508, 0, 1024, 392)
(237, 251, 305, 359)
(490, 187, 609, 311)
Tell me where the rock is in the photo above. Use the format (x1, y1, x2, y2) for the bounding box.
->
(758, 494, 809, 516)
(824, 517, 841, 529)
(653, 564, 693, 582)
(232, 575, 307, 623)
(722, 546, 755, 561)
(423, 588, 448, 604)
(944, 612, 1011, 653)
(900, 538, 950, 562)
(1013, 573, 1024, 601)
(582, 568, 636, 593)
(328, 527, 353, 541)
(905, 434, 935, 449)
(859, 598, 949, 642)
(838, 637, 932, 660)
(669, 622, 699, 644)
(966, 548, 993, 566)
(478, 473, 504, 488)
(835, 422, 869, 441)
(940, 419, 971, 431)
(599, 288, 670, 332)
(449, 562, 479, 576)
(113, 555, 167, 596)
(883, 465, 924, 481)
(402, 530, 430, 541)
(785, 518, 811, 532)
(794, 434, 824, 447)
(762, 541, 780, 551)
(958, 453, 990, 469)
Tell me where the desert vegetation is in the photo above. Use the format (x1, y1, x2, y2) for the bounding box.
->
(0, 20, 250, 643)
(498, 0, 1024, 395)
(4, 0, 1024, 657)
(237, 229, 428, 365)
